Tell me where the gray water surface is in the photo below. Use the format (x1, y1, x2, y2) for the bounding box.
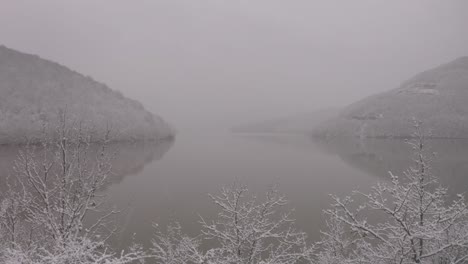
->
(2, 133, 468, 251)
(101, 133, 468, 250)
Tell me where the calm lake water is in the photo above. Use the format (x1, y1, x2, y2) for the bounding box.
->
(2, 133, 468, 251)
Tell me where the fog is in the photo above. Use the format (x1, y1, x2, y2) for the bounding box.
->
(1, 0, 467, 131)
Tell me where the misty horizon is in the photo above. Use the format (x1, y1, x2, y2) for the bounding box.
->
(1, 0, 467, 131)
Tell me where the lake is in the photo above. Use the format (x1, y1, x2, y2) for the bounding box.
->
(2, 133, 468, 251)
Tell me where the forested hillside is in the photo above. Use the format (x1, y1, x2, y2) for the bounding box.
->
(0, 45, 173, 143)
(314, 57, 468, 138)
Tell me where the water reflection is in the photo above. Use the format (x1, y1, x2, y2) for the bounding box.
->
(312, 137, 468, 195)
(5, 133, 467, 252)
(0, 139, 174, 192)
(104, 140, 175, 186)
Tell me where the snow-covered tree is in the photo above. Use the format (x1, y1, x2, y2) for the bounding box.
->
(318, 121, 468, 264)
(151, 182, 315, 264)
(0, 114, 148, 264)
(1, 237, 147, 264)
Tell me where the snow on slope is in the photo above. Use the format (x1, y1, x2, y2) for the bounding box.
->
(314, 57, 468, 138)
(0, 45, 174, 143)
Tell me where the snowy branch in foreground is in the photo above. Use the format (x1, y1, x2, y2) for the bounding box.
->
(0, 114, 148, 264)
(151, 182, 315, 264)
(318, 121, 468, 264)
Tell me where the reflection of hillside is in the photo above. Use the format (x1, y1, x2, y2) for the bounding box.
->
(0, 139, 174, 191)
(0, 145, 21, 190)
(105, 140, 174, 186)
(312, 137, 468, 195)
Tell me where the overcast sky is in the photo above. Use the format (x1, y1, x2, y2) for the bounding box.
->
(1, 0, 467, 130)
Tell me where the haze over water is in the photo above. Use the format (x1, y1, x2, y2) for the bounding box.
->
(72, 133, 468, 250)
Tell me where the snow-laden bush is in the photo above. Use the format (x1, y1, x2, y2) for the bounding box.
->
(0, 115, 148, 264)
(151, 183, 316, 264)
(1, 237, 146, 264)
(318, 122, 468, 264)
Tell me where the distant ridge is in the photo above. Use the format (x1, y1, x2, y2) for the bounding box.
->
(232, 108, 339, 134)
(0, 45, 174, 143)
(314, 57, 468, 138)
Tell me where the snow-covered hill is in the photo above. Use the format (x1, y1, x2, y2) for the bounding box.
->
(0, 45, 174, 143)
(314, 57, 468, 138)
